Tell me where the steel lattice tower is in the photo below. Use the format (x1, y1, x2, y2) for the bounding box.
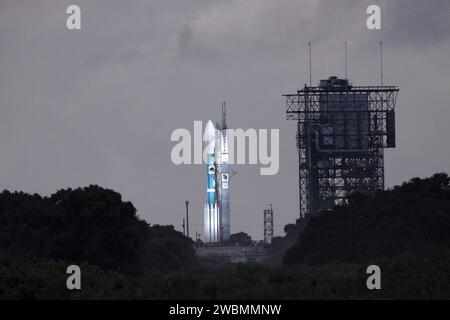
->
(284, 76, 399, 219)
(264, 204, 274, 244)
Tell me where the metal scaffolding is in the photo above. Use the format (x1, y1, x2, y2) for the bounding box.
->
(264, 204, 274, 244)
(283, 76, 399, 219)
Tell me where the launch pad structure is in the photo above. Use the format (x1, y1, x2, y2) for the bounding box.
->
(284, 76, 399, 219)
(215, 102, 231, 242)
(263, 204, 274, 245)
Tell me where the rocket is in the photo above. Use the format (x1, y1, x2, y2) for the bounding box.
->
(203, 104, 231, 244)
(204, 120, 216, 206)
(204, 120, 219, 243)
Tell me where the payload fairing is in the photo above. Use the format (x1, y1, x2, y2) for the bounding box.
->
(203, 105, 230, 243)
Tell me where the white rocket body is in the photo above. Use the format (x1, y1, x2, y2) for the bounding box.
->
(203, 120, 220, 243)
(203, 106, 231, 244)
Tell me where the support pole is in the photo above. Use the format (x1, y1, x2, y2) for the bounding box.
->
(185, 201, 190, 239)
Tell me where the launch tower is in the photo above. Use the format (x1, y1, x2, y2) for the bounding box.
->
(216, 102, 230, 241)
(283, 76, 399, 218)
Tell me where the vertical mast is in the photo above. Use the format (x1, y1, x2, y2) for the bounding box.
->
(345, 40, 348, 80)
(308, 41, 312, 87)
(380, 41, 384, 86)
(185, 201, 189, 239)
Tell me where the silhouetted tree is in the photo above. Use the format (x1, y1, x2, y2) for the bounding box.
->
(229, 232, 253, 245)
(0, 186, 196, 275)
(284, 173, 450, 265)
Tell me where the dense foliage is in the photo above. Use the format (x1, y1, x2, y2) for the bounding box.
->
(1, 251, 449, 299)
(284, 173, 450, 265)
(1, 174, 450, 299)
(0, 186, 195, 275)
(228, 232, 253, 245)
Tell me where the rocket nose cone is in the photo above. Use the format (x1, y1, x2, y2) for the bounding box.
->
(204, 120, 216, 142)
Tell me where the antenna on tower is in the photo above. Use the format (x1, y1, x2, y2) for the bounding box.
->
(222, 101, 226, 124)
(380, 41, 384, 86)
(345, 40, 348, 80)
(308, 41, 312, 86)
(221, 100, 227, 129)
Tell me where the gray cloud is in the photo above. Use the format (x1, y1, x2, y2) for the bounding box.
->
(383, 0, 450, 47)
(176, 0, 450, 59)
(0, 0, 449, 240)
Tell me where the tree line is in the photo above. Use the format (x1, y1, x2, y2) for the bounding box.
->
(0, 185, 195, 276)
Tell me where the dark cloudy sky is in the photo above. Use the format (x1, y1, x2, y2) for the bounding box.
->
(0, 0, 449, 240)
